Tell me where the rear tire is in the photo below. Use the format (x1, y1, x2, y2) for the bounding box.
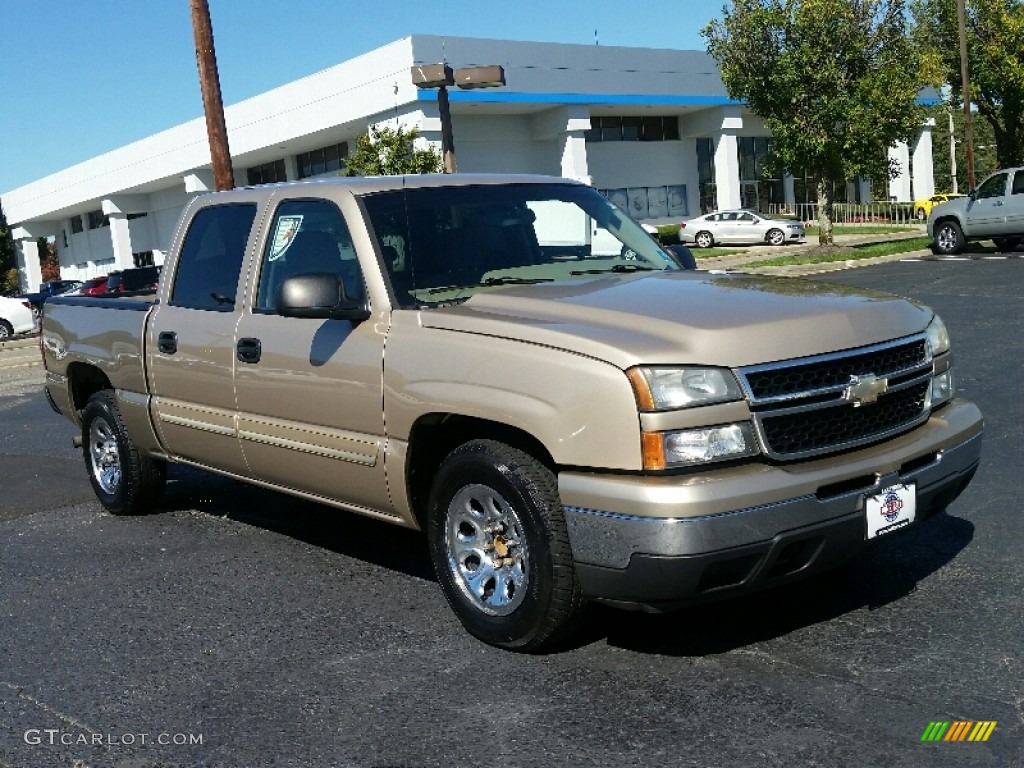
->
(992, 237, 1020, 253)
(82, 391, 166, 515)
(0, 320, 13, 340)
(695, 231, 714, 248)
(916, 207, 927, 221)
(932, 220, 965, 255)
(427, 439, 586, 651)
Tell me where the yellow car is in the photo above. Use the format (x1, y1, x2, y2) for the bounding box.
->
(914, 193, 966, 220)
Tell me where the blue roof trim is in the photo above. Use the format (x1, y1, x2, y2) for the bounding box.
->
(415, 90, 740, 106)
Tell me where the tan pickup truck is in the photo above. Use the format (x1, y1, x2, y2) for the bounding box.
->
(42, 175, 983, 651)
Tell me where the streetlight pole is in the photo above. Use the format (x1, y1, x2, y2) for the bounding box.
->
(411, 63, 506, 174)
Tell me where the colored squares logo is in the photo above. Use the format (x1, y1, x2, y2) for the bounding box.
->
(921, 721, 997, 742)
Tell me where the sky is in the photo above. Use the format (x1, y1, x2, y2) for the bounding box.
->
(0, 0, 721, 195)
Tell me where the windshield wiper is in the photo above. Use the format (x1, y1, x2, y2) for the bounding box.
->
(427, 276, 553, 295)
(569, 264, 659, 275)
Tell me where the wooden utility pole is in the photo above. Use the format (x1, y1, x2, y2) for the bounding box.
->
(190, 0, 234, 191)
(956, 0, 975, 190)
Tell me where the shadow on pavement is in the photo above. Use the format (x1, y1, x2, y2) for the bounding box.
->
(160, 464, 435, 583)
(587, 510, 973, 656)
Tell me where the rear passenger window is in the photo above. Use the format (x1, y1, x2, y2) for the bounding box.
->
(170, 204, 256, 311)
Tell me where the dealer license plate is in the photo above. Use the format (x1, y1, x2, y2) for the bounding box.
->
(865, 483, 916, 539)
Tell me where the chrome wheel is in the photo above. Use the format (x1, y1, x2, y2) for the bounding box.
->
(935, 222, 964, 254)
(767, 228, 785, 246)
(444, 483, 529, 616)
(695, 231, 714, 248)
(88, 416, 121, 495)
(0, 321, 11, 339)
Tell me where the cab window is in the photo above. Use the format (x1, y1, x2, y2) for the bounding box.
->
(170, 204, 256, 311)
(976, 173, 1008, 199)
(255, 199, 364, 313)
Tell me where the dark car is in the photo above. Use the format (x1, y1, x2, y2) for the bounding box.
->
(20, 280, 84, 320)
(105, 266, 161, 294)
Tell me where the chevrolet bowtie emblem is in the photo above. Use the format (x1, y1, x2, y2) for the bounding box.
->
(843, 373, 888, 406)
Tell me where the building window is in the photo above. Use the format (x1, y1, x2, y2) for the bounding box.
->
(297, 142, 348, 179)
(246, 159, 287, 186)
(127, 212, 148, 220)
(696, 138, 717, 214)
(70, 215, 84, 234)
(737, 137, 783, 213)
(133, 251, 155, 267)
(586, 116, 680, 143)
(62, 229, 68, 248)
(87, 210, 108, 229)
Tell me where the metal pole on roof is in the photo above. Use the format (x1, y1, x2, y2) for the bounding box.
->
(190, 0, 235, 191)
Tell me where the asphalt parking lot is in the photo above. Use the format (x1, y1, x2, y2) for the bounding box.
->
(0, 258, 1020, 768)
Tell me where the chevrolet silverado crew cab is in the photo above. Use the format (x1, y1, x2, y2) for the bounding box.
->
(43, 175, 983, 651)
(928, 166, 1024, 254)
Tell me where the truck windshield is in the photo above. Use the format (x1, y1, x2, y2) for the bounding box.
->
(360, 183, 679, 307)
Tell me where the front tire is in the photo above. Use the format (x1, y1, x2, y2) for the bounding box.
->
(82, 391, 166, 515)
(694, 231, 714, 248)
(932, 220, 965, 255)
(427, 440, 585, 651)
(766, 228, 785, 246)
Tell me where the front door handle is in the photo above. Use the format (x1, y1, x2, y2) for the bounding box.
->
(236, 337, 261, 364)
(158, 331, 177, 355)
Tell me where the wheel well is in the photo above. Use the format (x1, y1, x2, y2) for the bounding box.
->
(67, 363, 113, 413)
(933, 215, 962, 233)
(405, 414, 557, 530)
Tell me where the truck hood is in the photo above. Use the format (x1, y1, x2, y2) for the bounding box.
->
(418, 272, 932, 369)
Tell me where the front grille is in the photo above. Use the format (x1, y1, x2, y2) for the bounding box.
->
(759, 381, 930, 456)
(745, 339, 927, 400)
(739, 335, 933, 460)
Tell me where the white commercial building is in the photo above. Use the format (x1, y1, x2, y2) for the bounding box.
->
(3, 35, 936, 292)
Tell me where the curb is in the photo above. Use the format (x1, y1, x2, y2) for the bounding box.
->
(0, 334, 40, 352)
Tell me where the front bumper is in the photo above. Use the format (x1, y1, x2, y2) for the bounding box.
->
(560, 399, 982, 610)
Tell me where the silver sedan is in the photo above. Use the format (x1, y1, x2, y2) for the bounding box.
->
(680, 210, 805, 248)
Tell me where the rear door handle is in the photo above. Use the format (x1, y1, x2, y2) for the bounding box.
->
(236, 337, 261, 364)
(158, 331, 177, 355)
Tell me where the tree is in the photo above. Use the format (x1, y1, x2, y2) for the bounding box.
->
(344, 124, 443, 177)
(40, 239, 60, 282)
(703, 0, 924, 245)
(912, 0, 1024, 170)
(0, 199, 16, 294)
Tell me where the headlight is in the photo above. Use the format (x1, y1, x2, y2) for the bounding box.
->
(642, 423, 759, 469)
(628, 366, 742, 411)
(925, 315, 950, 357)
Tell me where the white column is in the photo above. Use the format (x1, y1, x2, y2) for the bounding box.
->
(283, 155, 299, 181)
(713, 131, 742, 210)
(14, 237, 42, 293)
(783, 175, 796, 209)
(108, 213, 135, 270)
(184, 170, 215, 194)
(911, 119, 936, 200)
(888, 141, 912, 202)
(858, 179, 872, 203)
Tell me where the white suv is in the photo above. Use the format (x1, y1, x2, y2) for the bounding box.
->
(928, 167, 1024, 254)
(0, 295, 36, 339)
